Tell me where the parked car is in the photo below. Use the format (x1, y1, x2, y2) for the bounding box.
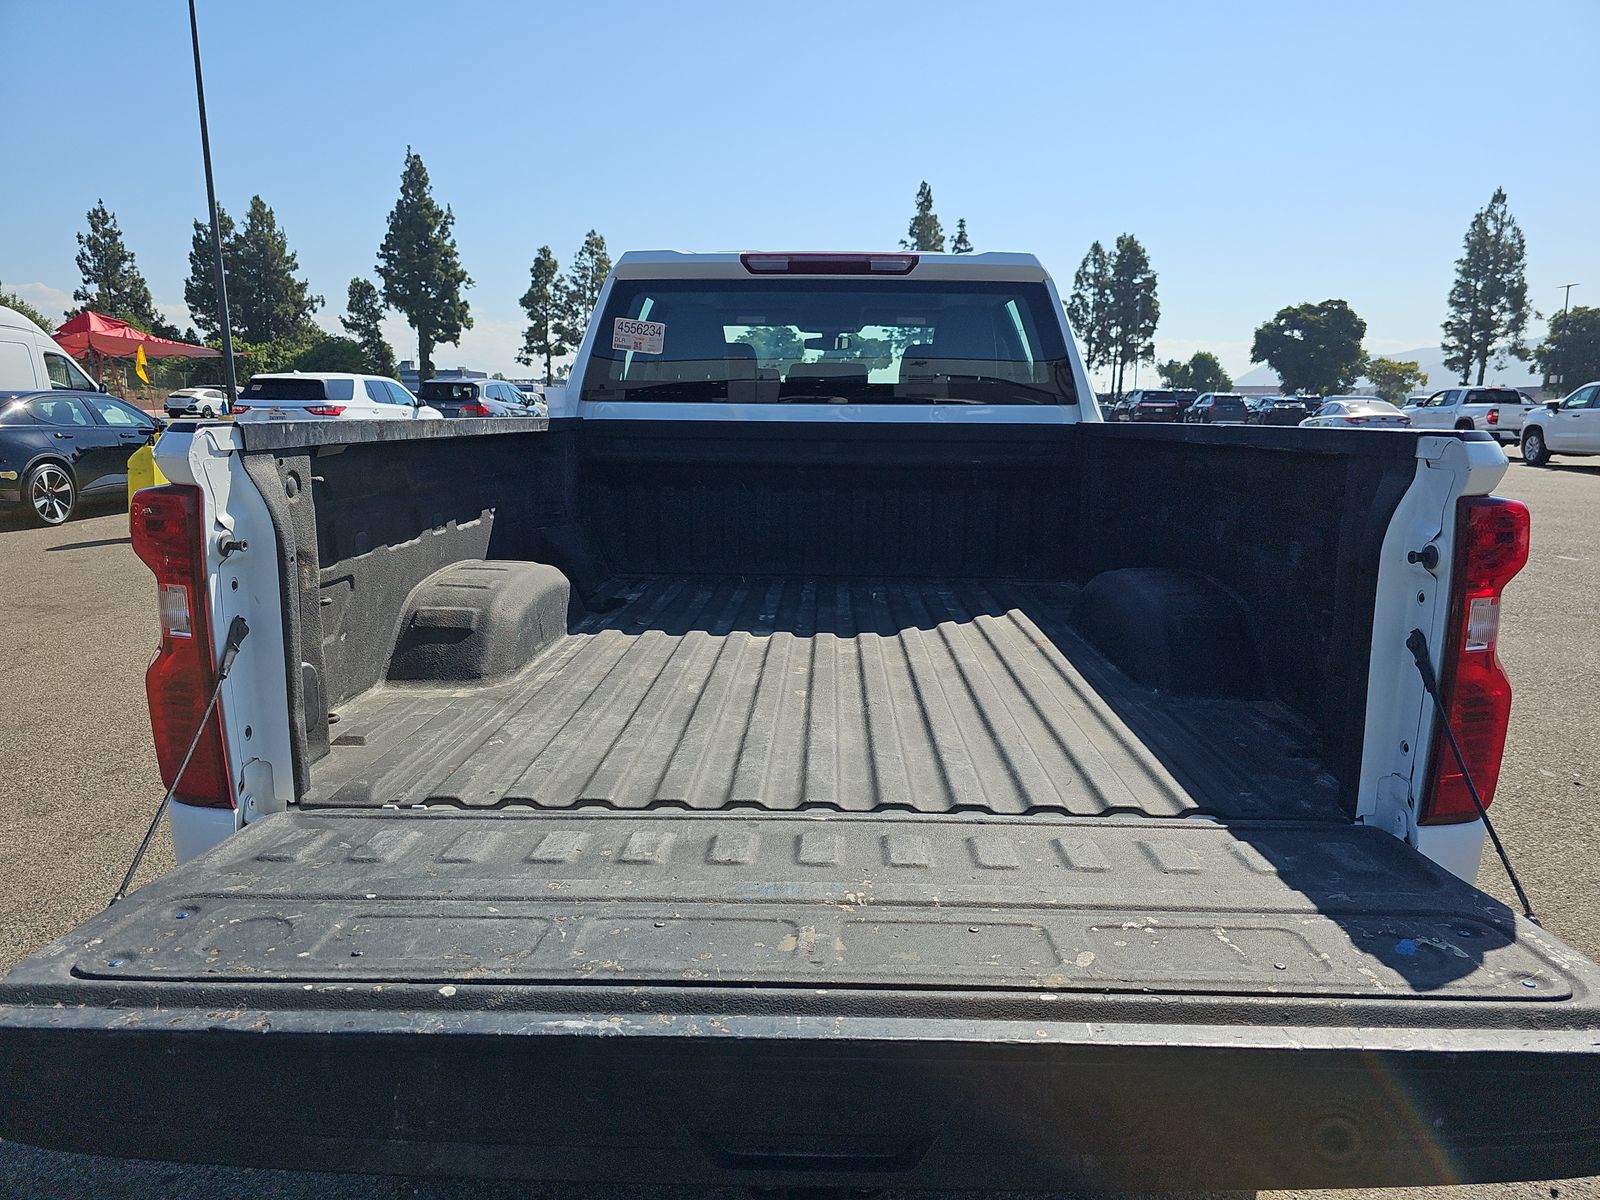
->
(1402, 386, 1531, 443)
(1518, 380, 1600, 466)
(1184, 391, 1250, 423)
(1260, 396, 1316, 425)
(418, 379, 540, 417)
(1119, 388, 1185, 422)
(0, 306, 101, 392)
(1300, 397, 1412, 428)
(232, 373, 439, 422)
(0, 389, 161, 524)
(4, 249, 1589, 1194)
(164, 386, 233, 419)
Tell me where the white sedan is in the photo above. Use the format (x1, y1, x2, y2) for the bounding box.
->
(164, 387, 233, 419)
(1300, 397, 1412, 428)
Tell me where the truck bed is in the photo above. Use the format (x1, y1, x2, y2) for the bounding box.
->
(308, 575, 1342, 820)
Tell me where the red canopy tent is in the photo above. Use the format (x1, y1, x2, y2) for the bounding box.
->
(53, 311, 221, 360)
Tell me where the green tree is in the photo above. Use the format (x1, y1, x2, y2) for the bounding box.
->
(228, 196, 322, 343)
(1064, 241, 1113, 379)
(1442, 187, 1530, 385)
(0, 280, 55, 332)
(1251, 299, 1367, 396)
(70, 199, 169, 333)
(340, 278, 396, 376)
(899, 181, 945, 251)
(289, 334, 367, 373)
(376, 148, 473, 381)
(1105, 234, 1159, 395)
(224, 328, 323, 383)
(517, 246, 568, 383)
(184, 205, 236, 341)
(1534, 306, 1600, 393)
(1362, 356, 1428, 404)
(949, 218, 973, 254)
(1157, 350, 1231, 392)
(555, 230, 611, 351)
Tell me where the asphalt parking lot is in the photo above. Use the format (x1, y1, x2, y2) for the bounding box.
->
(1, 453, 1596, 1200)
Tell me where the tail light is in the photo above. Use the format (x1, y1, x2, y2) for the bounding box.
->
(460, 403, 490, 416)
(1486, 408, 1499, 425)
(231, 403, 250, 413)
(130, 485, 235, 809)
(305, 405, 346, 417)
(740, 252, 918, 275)
(1420, 496, 1530, 824)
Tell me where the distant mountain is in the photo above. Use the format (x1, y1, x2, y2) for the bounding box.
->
(1236, 346, 1543, 392)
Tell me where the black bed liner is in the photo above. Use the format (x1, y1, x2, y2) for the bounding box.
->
(3, 808, 1599, 1189)
(307, 576, 1342, 820)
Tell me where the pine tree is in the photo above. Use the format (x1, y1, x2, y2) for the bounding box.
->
(517, 246, 569, 384)
(900, 182, 945, 252)
(71, 200, 166, 332)
(1105, 234, 1159, 395)
(340, 278, 396, 377)
(184, 205, 237, 341)
(376, 148, 473, 381)
(1442, 187, 1530, 386)
(1065, 242, 1113, 379)
(950, 219, 973, 254)
(229, 196, 321, 343)
(555, 231, 611, 351)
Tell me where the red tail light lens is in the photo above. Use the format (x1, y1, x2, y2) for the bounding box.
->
(305, 405, 346, 417)
(1420, 496, 1530, 824)
(460, 403, 490, 416)
(130, 485, 235, 809)
(231, 403, 250, 413)
(1486, 408, 1499, 425)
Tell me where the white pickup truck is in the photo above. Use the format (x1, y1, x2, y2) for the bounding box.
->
(1517, 379, 1600, 466)
(1403, 385, 1542, 445)
(2, 251, 1598, 1193)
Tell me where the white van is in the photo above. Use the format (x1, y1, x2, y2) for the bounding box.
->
(232, 372, 441, 421)
(0, 306, 100, 392)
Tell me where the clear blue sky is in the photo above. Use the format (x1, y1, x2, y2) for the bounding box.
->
(3, 0, 1596, 383)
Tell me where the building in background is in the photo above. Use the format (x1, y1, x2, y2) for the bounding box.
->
(397, 360, 486, 393)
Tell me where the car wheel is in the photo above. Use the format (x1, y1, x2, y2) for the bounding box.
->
(200, 405, 215, 419)
(24, 462, 76, 526)
(1521, 428, 1550, 467)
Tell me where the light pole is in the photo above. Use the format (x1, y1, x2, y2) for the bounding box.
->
(1559, 283, 1580, 315)
(188, 0, 238, 402)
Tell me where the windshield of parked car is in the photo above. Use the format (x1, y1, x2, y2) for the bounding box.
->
(581, 278, 1076, 405)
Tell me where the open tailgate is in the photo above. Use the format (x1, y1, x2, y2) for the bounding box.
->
(2, 809, 1598, 1190)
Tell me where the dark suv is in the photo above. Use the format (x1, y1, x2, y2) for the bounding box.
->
(1119, 389, 1188, 422)
(1185, 392, 1250, 424)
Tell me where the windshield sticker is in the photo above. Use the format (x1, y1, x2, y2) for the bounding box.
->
(613, 317, 666, 354)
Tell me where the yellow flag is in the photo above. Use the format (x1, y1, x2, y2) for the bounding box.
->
(135, 343, 150, 384)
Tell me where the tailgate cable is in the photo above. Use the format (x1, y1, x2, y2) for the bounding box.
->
(1406, 628, 1539, 924)
(110, 616, 250, 906)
